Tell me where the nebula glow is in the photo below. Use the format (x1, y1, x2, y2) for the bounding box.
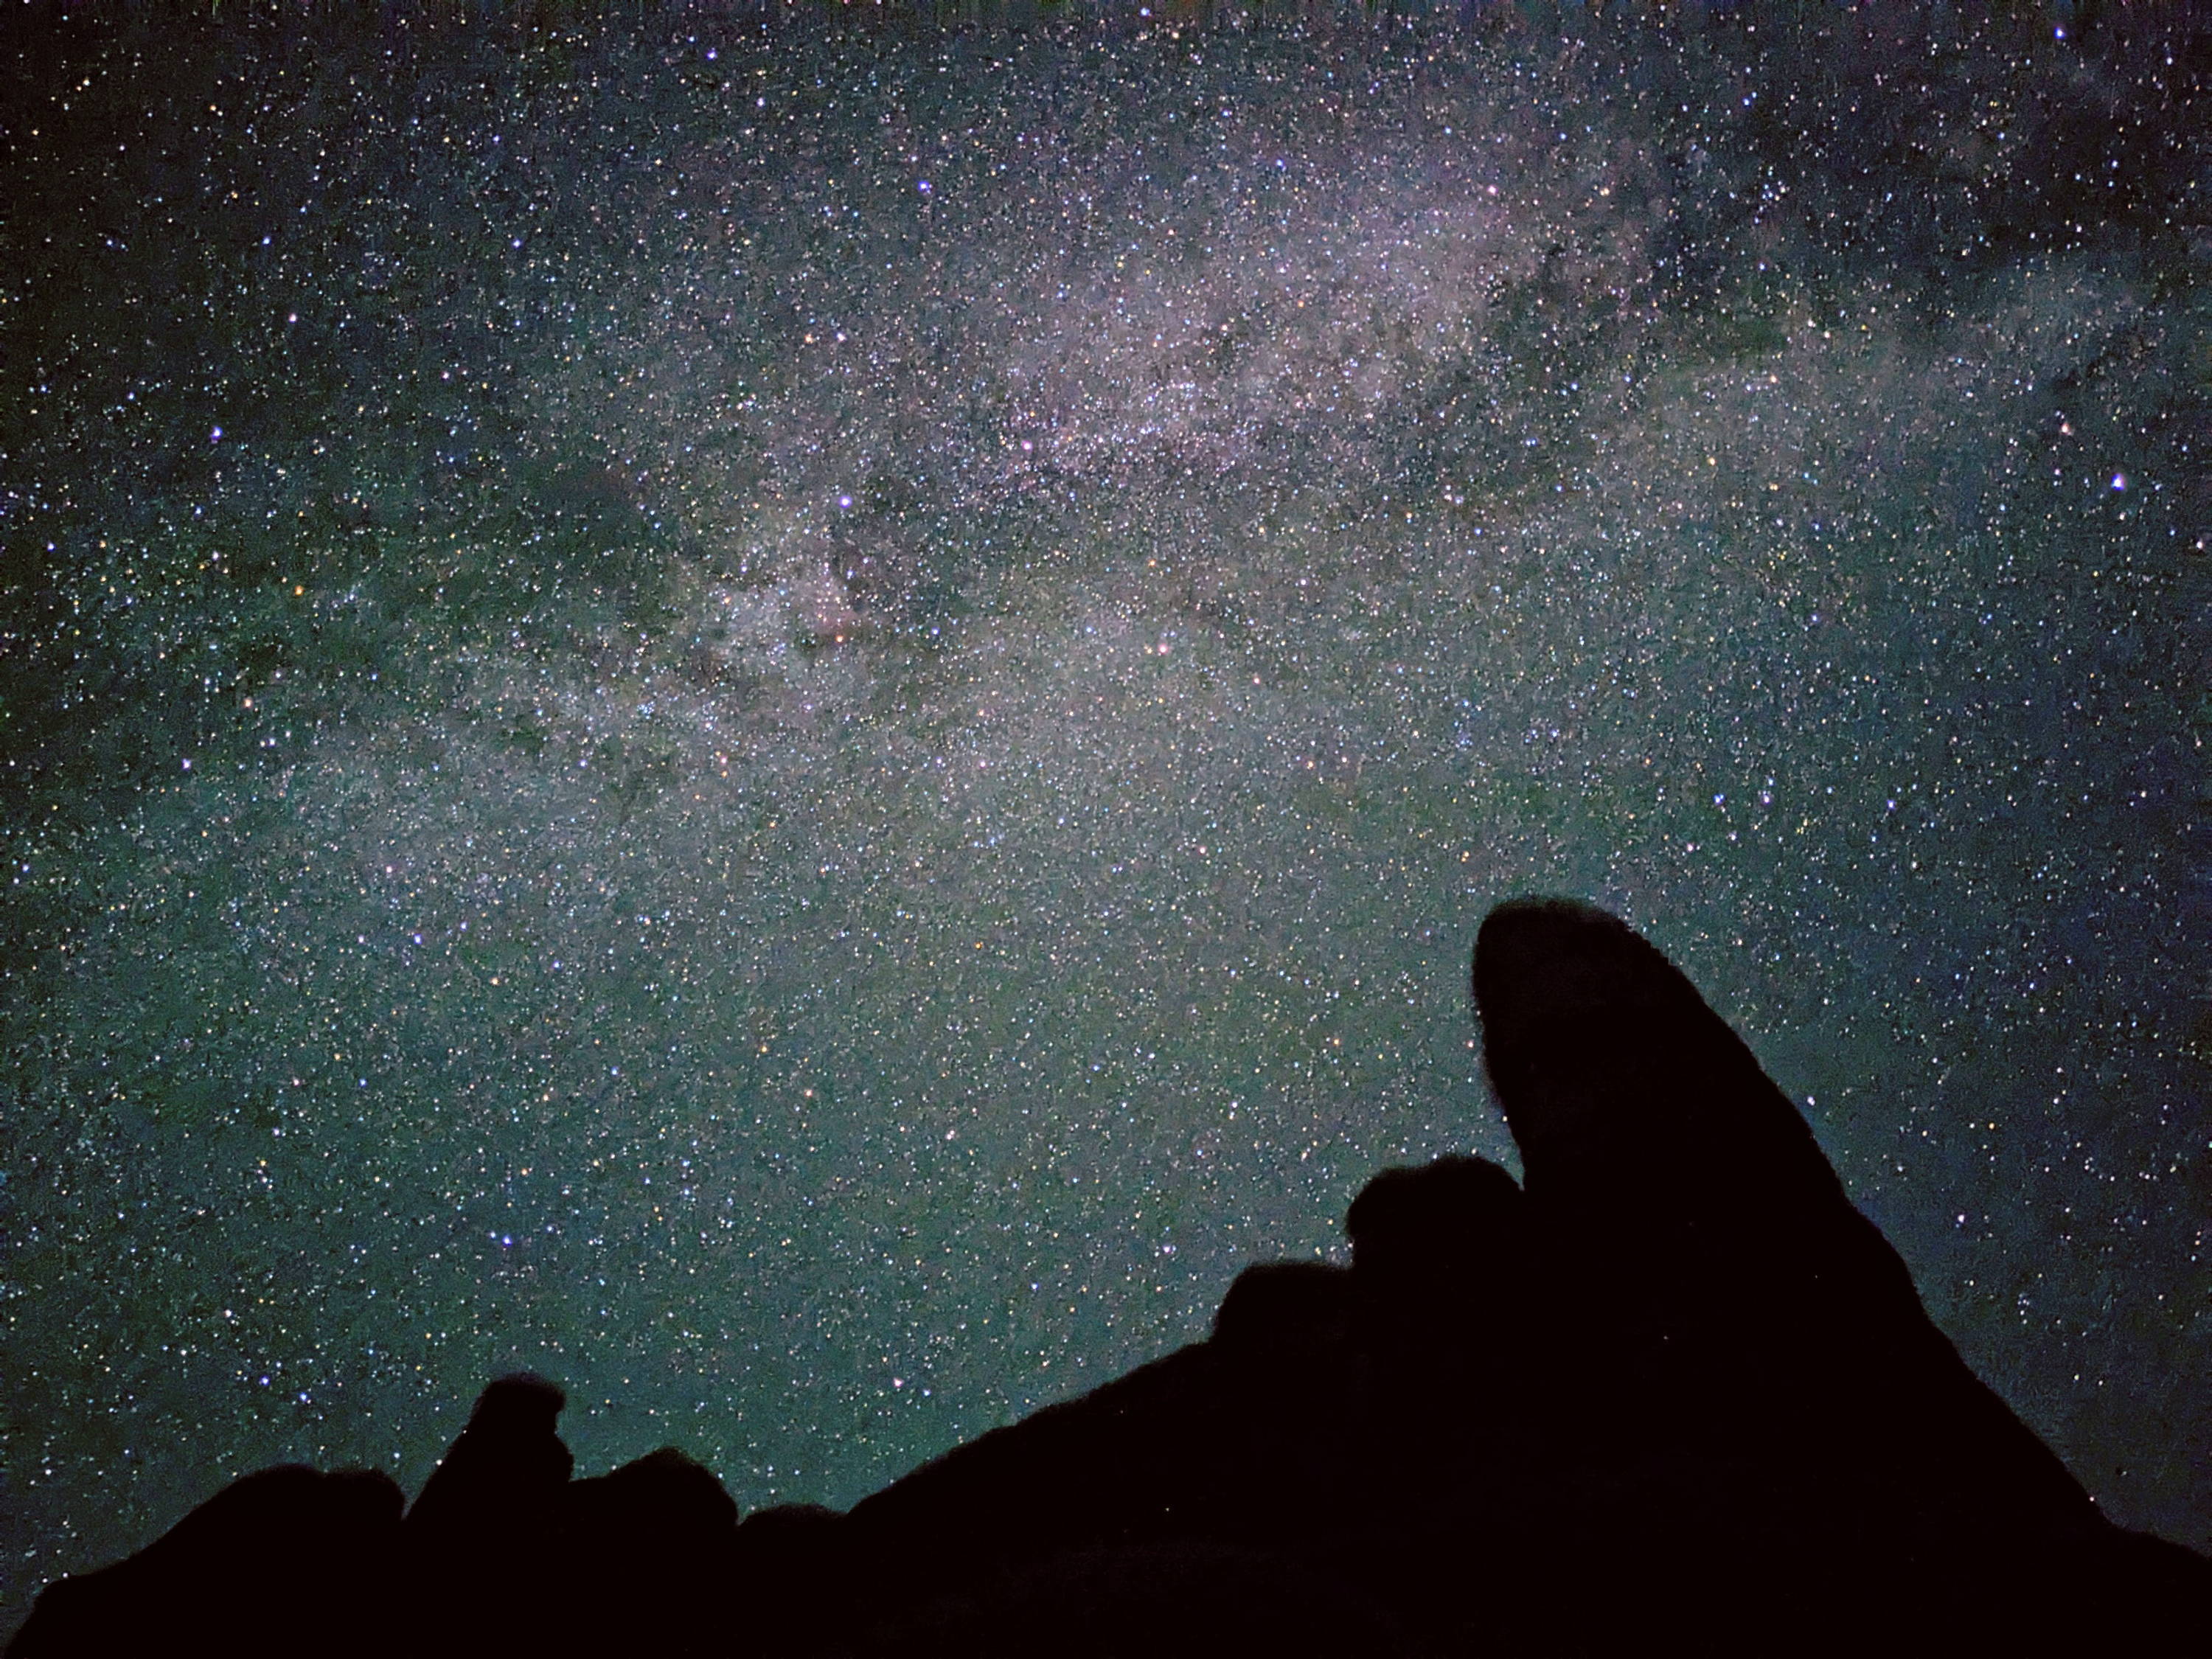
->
(3, 4, 2207, 1629)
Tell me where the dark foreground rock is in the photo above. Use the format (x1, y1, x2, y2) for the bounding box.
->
(13, 899, 2206, 1655)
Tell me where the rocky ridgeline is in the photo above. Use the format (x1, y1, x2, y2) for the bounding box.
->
(14, 901, 2206, 1656)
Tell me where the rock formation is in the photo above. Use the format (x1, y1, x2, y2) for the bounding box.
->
(13, 899, 2204, 1655)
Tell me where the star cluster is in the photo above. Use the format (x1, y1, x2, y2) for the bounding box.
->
(2, 2, 2208, 1628)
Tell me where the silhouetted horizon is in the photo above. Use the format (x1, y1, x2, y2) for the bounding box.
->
(7, 4, 2210, 1638)
(14, 898, 2205, 1654)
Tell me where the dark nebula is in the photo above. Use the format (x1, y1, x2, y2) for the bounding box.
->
(2, 1, 2208, 1638)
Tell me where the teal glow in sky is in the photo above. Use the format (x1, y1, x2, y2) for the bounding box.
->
(3, 4, 2207, 1631)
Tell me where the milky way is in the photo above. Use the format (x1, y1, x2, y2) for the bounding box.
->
(4, 3, 2208, 1625)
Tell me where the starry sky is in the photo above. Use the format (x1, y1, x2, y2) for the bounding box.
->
(3, 1, 2208, 1627)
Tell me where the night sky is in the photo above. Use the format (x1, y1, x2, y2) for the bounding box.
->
(4, 1, 2208, 1629)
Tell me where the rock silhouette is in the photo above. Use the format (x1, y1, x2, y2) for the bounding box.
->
(5, 1464, 404, 1659)
(12, 898, 2205, 1655)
